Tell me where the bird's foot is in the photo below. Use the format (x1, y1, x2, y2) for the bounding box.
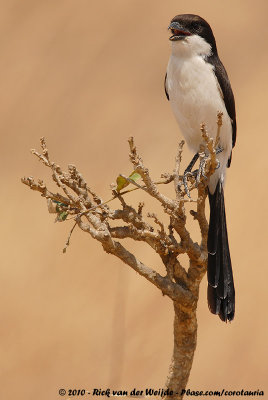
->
(182, 153, 199, 198)
(195, 155, 208, 185)
(216, 146, 223, 155)
(196, 146, 223, 184)
(214, 146, 223, 170)
(182, 171, 196, 198)
(181, 147, 223, 198)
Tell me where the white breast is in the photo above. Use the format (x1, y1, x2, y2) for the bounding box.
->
(166, 35, 232, 192)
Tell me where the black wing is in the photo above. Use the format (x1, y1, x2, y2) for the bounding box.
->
(164, 73, 169, 100)
(207, 54, 237, 159)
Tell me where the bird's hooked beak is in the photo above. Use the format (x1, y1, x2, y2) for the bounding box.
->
(168, 21, 192, 41)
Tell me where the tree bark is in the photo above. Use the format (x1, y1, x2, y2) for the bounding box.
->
(165, 302, 198, 400)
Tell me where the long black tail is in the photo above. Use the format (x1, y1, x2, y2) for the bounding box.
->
(207, 181, 235, 322)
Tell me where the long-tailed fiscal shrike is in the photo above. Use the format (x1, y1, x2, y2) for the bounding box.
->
(165, 14, 236, 322)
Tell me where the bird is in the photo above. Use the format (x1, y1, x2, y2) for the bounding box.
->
(165, 14, 236, 322)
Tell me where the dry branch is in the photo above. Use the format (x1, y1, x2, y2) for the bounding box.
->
(21, 117, 222, 399)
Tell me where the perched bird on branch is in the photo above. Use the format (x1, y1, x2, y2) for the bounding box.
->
(165, 14, 236, 321)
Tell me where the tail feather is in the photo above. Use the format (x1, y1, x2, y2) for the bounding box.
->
(207, 185, 221, 255)
(207, 181, 235, 322)
(207, 285, 221, 315)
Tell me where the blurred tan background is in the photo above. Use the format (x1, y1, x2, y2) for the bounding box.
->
(1, 1, 267, 399)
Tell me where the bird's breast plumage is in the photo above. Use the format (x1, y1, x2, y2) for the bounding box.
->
(166, 52, 232, 192)
(167, 54, 230, 150)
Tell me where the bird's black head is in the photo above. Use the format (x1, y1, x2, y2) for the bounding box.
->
(168, 14, 217, 54)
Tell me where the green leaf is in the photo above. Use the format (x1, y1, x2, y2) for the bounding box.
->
(116, 170, 141, 192)
(56, 211, 68, 222)
(116, 175, 129, 192)
(129, 171, 141, 183)
(53, 200, 66, 205)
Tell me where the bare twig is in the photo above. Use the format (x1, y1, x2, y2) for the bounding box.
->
(63, 221, 78, 253)
(216, 111, 223, 148)
(174, 140, 185, 200)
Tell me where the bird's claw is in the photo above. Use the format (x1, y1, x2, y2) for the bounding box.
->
(183, 171, 194, 198)
(216, 146, 223, 155)
(196, 156, 208, 184)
